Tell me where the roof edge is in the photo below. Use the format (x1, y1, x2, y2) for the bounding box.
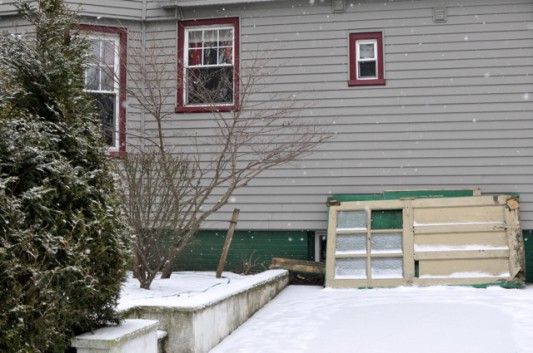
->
(160, 0, 281, 8)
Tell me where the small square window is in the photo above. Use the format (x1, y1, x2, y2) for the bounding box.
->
(348, 32, 385, 86)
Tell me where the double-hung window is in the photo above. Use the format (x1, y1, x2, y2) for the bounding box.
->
(348, 32, 385, 86)
(80, 25, 127, 154)
(177, 18, 239, 112)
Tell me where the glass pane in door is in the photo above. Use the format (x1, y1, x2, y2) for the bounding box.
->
(337, 211, 367, 230)
(335, 258, 367, 279)
(371, 257, 403, 278)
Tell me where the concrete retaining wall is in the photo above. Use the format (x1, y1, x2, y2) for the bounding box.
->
(124, 270, 289, 353)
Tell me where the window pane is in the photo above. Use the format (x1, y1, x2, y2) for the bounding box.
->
(85, 66, 99, 90)
(359, 43, 375, 59)
(186, 67, 233, 104)
(188, 48, 202, 66)
(335, 258, 366, 279)
(371, 258, 403, 279)
(218, 47, 232, 65)
(89, 39, 100, 61)
(103, 40, 115, 66)
(91, 92, 116, 147)
(204, 29, 217, 47)
(219, 28, 233, 46)
(371, 233, 402, 253)
(358, 61, 376, 78)
(371, 209, 403, 229)
(203, 48, 217, 65)
(101, 65, 115, 91)
(188, 30, 202, 47)
(337, 211, 367, 230)
(336, 234, 366, 253)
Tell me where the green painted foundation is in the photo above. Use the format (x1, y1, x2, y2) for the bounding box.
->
(172, 230, 314, 273)
(168, 226, 532, 282)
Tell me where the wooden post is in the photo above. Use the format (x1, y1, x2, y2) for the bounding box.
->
(216, 208, 240, 278)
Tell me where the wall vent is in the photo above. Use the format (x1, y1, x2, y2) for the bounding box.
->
(433, 7, 447, 23)
(332, 0, 345, 13)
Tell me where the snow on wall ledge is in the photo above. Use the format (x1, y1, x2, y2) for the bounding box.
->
(123, 270, 289, 353)
(71, 319, 159, 353)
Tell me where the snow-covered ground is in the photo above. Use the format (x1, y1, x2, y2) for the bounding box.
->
(117, 270, 286, 311)
(210, 285, 533, 353)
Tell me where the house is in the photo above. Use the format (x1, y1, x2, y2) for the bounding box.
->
(1, 0, 532, 280)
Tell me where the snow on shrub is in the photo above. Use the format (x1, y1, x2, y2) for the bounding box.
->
(0, 1, 130, 352)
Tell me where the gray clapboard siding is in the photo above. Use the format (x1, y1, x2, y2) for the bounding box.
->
(1, 0, 531, 230)
(164, 0, 533, 229)
(0, 1, 144, 19)
(156, 111, 533, 124)
(0, 1, 17, 16)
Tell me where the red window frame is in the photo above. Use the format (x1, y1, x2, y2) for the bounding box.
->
(79, 24, 127, 157)
(176, 17, 240, 113)
(348, 32, 385, 87)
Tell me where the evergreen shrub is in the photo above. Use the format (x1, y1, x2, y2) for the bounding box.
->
(0, 1, 130, 352)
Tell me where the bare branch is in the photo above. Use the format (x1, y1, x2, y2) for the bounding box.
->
(114, 38, 331, 287)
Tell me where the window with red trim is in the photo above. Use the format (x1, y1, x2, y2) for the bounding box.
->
(80, 24, 127, 154)
(348, 32, 385, 86)
(177, 18, 239, 113)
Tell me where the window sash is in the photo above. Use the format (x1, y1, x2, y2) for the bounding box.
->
(183, 25, 235, 106)
(356, 39, 378, 80)
(184, 26, 234, 68)
(90, 92, 118, 147)
(84, 34, 121, 150)
(356, 40, 377, 61)
(85, 36, 120, 94)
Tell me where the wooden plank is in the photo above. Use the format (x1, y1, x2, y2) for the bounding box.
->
(414, 205, 505, 224)
(413, 277, 511, 286)
(270, 257, 325, 275)
(365, 209, 372, 284)
(414, 223, 507, 234)
(216, 208, 240, 278)
(505, 198, 524, 279)
(335, 252, 367, 258)
(403, 200, 415, 283)
(325, 278, 368, 289)
(414, 231, 509, 248)
(418, 258, 510, 276)
(412, 195, 509, 208)
(325, 205, 338, 287)
(414, 249, 509, 260)
(336, 228, 367, 235)
(334, 199, 405, 210)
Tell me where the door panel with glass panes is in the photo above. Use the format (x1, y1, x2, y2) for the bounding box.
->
(326, 196, 522, 288)
(332, 207, 404, 286)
